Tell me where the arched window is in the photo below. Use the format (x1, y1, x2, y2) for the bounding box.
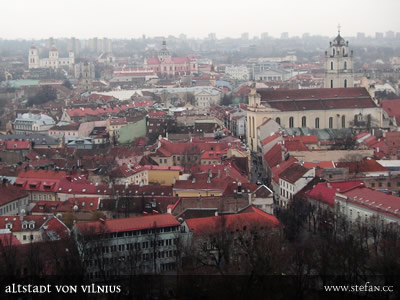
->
(301, 116, 307, 128)
(330, 61, 334, 70)
(344, 61, 347, 70)
(342, 115, 346, 128)
(275, 117, 281, 125)
(315, 117, 320, 129)
(343, 48, 345, 56)
(344, 79, 348, 88)
(330, 80, 334, 88)
(289, 117, 294, 128)
(329, 117, 333, 129)
(333, 48, 335, 56)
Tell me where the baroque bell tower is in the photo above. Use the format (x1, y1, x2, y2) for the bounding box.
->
(324, 26, 354, 88)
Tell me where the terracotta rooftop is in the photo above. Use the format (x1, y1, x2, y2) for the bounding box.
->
(75, 214, 180, 235)
(185, 206, 280, 236)
(279, 164, 310, 184)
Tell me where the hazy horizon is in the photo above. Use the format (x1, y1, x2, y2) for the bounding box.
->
(1, 0, 400, 40)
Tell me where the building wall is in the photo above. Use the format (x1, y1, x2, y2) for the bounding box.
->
(247, 107, 382, 152)
(77, 226, 180, 277)
(0, 196, 29, 216)
(289, 149, 374, 162)
(117, 119, 146, 144)
(148, 170, 181, 186)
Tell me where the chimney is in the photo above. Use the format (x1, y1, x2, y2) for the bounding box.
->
(248, 193, 252, 206)
(192, 177, 196, 184)
(207, 177, 211, 183)
(217, 169, 221, 178)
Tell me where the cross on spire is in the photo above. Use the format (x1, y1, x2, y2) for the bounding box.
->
(338, 24, 341, 35)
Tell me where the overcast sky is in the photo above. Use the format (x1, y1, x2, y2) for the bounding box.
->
(1, 0, 399, 39)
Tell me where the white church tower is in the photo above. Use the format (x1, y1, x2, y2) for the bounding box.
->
(324, 26, 354, 88)
(28, 46, 40, 69)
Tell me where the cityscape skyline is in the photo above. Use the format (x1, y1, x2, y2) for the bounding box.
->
(1, 0, 400, 39)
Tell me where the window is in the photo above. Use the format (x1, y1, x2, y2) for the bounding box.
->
(289, 117, 294, 128)
(344, 79, 347, 88)
(371, 183, 375, 188)
(275, 117, 280, 125)
(301, 116, 306, 127)
(329, 117, 333, 129)
(315, 117, 320, 129)
(341, 115, 346, 128)
(330, 80, 334, 88)
(344, 61, 347, 70)
(330, 61, 334, 70)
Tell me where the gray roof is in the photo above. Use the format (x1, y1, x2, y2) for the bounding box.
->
(0, 134, 59, 145)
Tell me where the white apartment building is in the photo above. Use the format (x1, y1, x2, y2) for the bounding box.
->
(225, 65, 249, 81)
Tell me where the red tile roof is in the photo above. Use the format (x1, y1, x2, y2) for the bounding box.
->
(307, 181, 364, 206)
(258, 87, 370, 101)
(264, 143, 285, 168)
(0, 183, 29, 206)
(257, 87, 376, 111)
(381, 99, 400, 121)
(335, 159, 388, 174)
(261, 133, 281, 146)
(271, 157, 298, 184)
(284, 140, 309, 151)
(0, 232, 21, 246)
(75, 214, 180, 235)
(339, 186, 400, 219)
(0, 215, 51, 232)
(185, 206, 280, 236)
(0, 140, 31, 150)
(303, 161, 335, 169)
(279, 164, 310, 184)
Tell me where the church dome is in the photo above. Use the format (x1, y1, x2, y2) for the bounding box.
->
(332, 33, 346, 46)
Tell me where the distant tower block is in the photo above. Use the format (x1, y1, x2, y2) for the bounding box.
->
(324, 27, 354, 88)
(28, 46, 40, 69)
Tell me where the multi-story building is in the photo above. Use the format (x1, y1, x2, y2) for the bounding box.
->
(13, 113, 56, 134)
(145, 41, 198, 77)
(28, 46, 74, 70)
(225, 65, 249, 81)
(246, 87, 383, 152)
(334, 185, 400, 225)
(73, 214, 182, 278)
(278, 164, 315, 207)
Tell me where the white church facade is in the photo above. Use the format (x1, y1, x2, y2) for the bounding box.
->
(29, 46, 74, 70)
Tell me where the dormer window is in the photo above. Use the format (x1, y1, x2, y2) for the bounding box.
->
(5, 223, 12, 229)
(29, 223, 35, 229)
(22, 223, 28, 229)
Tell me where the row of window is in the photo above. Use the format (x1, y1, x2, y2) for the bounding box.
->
(87, 250, 177, 268)
(33, 194, 53, 201)
(276, 115, 346, 129)
(0, 198, 28, 215)
(330, 61, 348, 70)
(96, 226, 180, 240)
(370, 181, 400, 188)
